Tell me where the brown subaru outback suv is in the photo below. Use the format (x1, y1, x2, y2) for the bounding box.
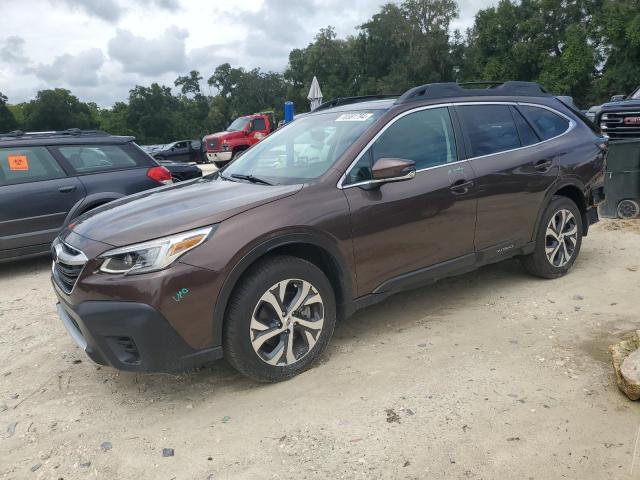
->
(52, 82, 606, 382)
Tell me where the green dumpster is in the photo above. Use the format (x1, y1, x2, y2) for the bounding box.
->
(599, 139, 640, 219)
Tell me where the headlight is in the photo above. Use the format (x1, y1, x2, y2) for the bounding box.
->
(99, 226, 215, 275)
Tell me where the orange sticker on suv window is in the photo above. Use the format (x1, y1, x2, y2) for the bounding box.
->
(8, 154, 29, 171)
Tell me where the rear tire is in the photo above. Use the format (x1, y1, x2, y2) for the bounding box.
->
(223, 255, 336, 383)
(522, 196, 583, 279)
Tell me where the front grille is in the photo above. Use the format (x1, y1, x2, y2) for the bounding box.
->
(600, 111, 640, 140)
(52, 242, 87, 294)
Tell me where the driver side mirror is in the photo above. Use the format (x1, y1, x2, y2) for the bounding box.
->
(371, 158, 416, 182)
(610, 94, 625, 102)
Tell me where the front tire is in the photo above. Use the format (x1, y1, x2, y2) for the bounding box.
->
(223, 255, 336, 382)
(522, 196, 583, 279)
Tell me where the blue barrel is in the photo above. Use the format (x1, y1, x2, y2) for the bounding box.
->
(284, 101, 295, 123)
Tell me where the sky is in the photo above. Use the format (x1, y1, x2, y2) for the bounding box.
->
(0, 0, 497, 107)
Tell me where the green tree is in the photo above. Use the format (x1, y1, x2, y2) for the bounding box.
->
(0, 92, 18, 133)
(174, 70, 204, 97)
(127, 83, 181, 144)
(538, 25, 596, 102)
(21, 89, 98, 131)
(97, 102, 133, 136)
(594, 0, 640, 102)
(209, 64, 288, 120)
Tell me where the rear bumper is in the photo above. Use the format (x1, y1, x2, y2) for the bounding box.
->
(206, 151, 232, 163)
(54, 289, 223, 372)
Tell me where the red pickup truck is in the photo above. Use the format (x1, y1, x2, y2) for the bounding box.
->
(203, 112, 275, 168)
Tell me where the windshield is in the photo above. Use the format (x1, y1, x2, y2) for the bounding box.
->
(221, 110, 383, 185)
(227, 118, 250, 132)
(631, 88, 640, 100)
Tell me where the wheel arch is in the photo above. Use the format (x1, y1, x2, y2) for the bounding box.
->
(533, 180, 589, 240)
(212, 234, 354, 347)
(63, 192, 125, 227)
(233, 144, 250, 154)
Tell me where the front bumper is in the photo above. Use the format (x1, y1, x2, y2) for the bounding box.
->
(54, 291, 223, 372)
(206, 151, 232, 163)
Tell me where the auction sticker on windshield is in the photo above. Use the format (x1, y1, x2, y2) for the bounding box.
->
(336, 113, 374, 122)
(8, 154, 29, 171)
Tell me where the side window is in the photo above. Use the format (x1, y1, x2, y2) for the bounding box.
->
(511, 106, 540, 146)
(374, 107, 457, 168)
(253, 118, 267, 131)
(174, 141, 187, 149)
(518, 105, 570, 140)
(458, 104, 521, 157)
(344, 108, 457, 185)
(55, 145, 138, 174)
(0, 147, 66, 186)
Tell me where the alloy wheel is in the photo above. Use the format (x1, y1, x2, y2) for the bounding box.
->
(545, 209, 578, 267)
(250, 279, 324, 366)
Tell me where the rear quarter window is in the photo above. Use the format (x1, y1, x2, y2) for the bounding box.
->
(53, 144, 145, 174)
(0, 146, 66, 186)
(518, 105, 570, 140)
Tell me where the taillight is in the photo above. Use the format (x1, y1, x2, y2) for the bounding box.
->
(147, 166, 172, 185)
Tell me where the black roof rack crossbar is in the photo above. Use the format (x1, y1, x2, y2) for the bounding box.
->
(314, 94, 400, 112)
(394, 81, 549, 105)
(0, 128, 111, 139)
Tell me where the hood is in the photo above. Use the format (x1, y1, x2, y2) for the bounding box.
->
(204, 130, 246, 141)
(600, 99, 640, 111)
(68, 177, 302, 248)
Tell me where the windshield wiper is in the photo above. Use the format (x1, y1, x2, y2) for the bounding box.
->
(230, 174, 274, 186)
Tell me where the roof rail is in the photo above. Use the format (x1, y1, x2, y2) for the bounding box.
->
(314, 94, 399, 112)
(0, 128, 111, 139)
(394, 81, 549, 105)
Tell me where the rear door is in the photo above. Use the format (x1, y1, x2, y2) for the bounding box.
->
(49, 143, 160, 200)
(0, 146, 85, 255)
(455, 103, 562, 254)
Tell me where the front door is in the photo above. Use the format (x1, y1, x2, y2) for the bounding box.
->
(342, 106, 477, 296)
(0, 146, 85, 254)
(248, 117, 270, 143)
(170, 141, 190, 162)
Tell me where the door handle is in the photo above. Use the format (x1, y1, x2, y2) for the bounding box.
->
(58, 185, 77, 193)
(450, 179, 474, 195)
(533, 159, 553, 171)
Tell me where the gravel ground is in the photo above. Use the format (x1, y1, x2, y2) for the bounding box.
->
(1, 219, 639, 480)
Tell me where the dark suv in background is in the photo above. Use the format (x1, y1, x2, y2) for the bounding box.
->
(0, 130, 173, 261)
(51, 82, 606, 382)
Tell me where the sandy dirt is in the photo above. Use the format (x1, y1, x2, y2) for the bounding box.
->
(1, 219, 639, 480)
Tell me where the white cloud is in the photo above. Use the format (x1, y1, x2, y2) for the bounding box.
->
(51, 0, 181, 23)
(0, 36, 28, 64)
(53, 0, 124, 22)
(30, 49, 105, 87)
(108, 27, 189, 76)
(0, 0, 498, 107)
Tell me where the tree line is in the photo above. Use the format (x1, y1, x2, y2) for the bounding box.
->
(1, 0, 638, 144)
